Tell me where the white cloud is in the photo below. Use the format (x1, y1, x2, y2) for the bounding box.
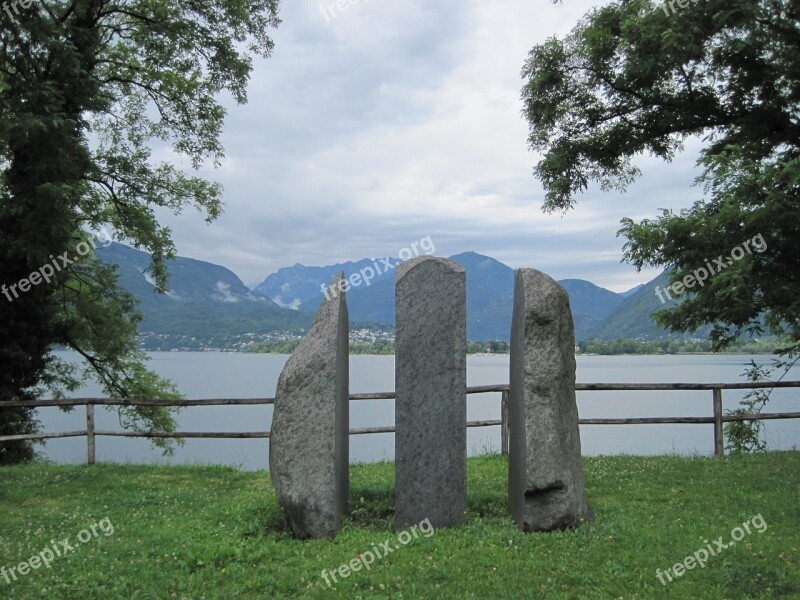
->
(154, 0, 707, 293)
(213, 281, 240, 304)
(273, 296, 303, 310)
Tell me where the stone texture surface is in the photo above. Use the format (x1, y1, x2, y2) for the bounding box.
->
(269, 272, 349, 539)
(508, 268, 594, 532)
(395, 256, 466, 530)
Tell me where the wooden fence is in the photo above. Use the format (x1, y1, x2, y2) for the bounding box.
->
(1, 381, 799, 464)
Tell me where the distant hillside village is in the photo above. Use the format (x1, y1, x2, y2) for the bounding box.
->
(139, 328, 780, 356)
(139, 327, 395, 353)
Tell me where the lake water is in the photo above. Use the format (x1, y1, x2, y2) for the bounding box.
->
(36, 353, 800, 470)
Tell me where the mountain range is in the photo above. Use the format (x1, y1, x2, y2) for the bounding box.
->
(96, 244, 310, 340)
(252, 251, 666, 341)
(96, 244, 685, 344)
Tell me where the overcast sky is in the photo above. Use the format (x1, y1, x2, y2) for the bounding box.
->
(155, 0, 705, 293)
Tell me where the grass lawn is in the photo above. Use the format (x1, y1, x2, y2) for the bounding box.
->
(0, 452, 798, 599)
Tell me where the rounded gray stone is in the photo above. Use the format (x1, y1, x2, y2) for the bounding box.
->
(508, 268, 595, 532)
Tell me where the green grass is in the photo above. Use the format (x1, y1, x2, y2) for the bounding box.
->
(1, 453, 798, 599)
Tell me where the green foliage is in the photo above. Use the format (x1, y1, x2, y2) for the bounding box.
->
(244, 340, 396, 355)
(0, 408, 38, 465)
(244, 340, 302, 355)
(522, 0, 800, 353)
(578, 337, 786, 355)
(0, 453, 798, 597)
(0, 1, 280, 461)
(350, 339, 395, 355)
(467, 340, 509, 354)
(725, 354, 800, 453)
(244, 339, 512, 355)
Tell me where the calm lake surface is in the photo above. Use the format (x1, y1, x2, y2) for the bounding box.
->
(37, 353, 800, 470)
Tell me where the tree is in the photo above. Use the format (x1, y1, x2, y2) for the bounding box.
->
(521, 0, 800, 354)
(0, 0, 280, 463)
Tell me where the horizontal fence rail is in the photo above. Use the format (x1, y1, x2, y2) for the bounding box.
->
(1, 382, 798, 463)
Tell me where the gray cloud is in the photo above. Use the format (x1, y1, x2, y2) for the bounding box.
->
(156, 0, 709, 293)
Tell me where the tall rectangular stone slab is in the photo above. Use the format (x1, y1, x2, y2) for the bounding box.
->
(508, 268, 594, 532)
(395, 256, 466, 530)
(269, 272, 349, 539)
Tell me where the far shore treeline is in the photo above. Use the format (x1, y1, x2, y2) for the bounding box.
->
(242, 339, 508, 356)
(241, 337, 785, 356)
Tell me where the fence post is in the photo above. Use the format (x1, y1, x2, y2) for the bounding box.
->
(713, 388, 724, 457)
(501, 389, 509, 455)
(86, 403, 96, 465)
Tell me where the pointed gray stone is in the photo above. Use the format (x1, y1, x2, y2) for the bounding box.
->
(395, 256, 466, 530)
(508, 268, 594, 532)
(269, 272, 349, 539)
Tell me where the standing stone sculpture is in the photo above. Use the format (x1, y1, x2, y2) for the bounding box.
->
(395, 256, 467, 530)
(269, 272, 349, 539)
(508, 268, 594, 532)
